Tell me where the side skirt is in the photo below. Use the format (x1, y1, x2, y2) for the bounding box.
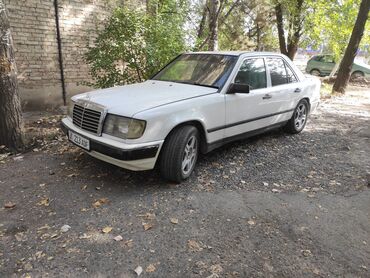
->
(205, 121, 288, 153)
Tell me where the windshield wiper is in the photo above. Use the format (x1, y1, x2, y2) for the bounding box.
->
(179, 81, 219, 89)
(151, 79, 219, 89)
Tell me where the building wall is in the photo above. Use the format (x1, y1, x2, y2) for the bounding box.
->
(6, 0, 129, 110)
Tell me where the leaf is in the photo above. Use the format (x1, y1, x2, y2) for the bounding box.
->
(114, 235, 123, 241)
(60, 225, 71, 233)
(79, 233, 91, 239)
(134, 266, 143, 276)
(38, 198, 50, 206)
(4, 202, 16, 209)
(138, 212, 156, 220)
(170, 218, 179, 224)
(143, 223, 153, 231)
(92, 198, 109, 208)
(188, 240, 203, 252)
(102, 226, 113, 234)
(247, 220, 255, 226)
(146, 264, 156, 273)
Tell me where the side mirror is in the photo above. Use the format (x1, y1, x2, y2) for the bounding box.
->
(227, 83, 250, 94)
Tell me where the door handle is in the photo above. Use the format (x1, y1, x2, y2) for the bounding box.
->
(294, 88, 302, 93)
(262, 94, 272, 100)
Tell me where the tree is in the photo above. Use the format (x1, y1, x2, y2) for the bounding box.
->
(0, 0, 24, 151)
(274, 0, 305, 60)
(304, 0, 369, 60)
(333, 0, 370, 94)
(208, 0, 220, 50)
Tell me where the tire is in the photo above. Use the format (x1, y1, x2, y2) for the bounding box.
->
(351, 71, 364, 80)
(284, 99, 309, 134)
(310, 69, 321, 76)
(159, 125, 199, 183)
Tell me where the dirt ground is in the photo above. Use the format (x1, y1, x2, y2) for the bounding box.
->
(0, 86, 369, 277)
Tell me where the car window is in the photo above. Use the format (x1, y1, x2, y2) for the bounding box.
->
(285, 63, 298, 83)
(320, 55, 335, 63)
(234, 58, 267, 89)
(152, 54, 237, 89)
(312, 55, 322, 61)
(266, 58, 287, 86)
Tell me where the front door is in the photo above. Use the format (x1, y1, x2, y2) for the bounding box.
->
(225, 57, 282, 138)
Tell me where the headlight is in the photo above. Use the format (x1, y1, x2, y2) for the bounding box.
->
(103, 114, 146, 139)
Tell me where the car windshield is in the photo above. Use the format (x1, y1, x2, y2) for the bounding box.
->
(151, 54, 237, 89)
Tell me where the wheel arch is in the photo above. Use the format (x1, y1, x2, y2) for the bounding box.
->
(301, 97, 311, 113)
(163, 120, 208, 154)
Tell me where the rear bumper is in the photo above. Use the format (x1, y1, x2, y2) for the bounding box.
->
(61, 118, 163, 171)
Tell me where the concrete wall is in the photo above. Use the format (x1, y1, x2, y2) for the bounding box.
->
(6, 0, 136, 110)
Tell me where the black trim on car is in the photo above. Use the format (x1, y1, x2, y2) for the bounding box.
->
(61, 122, 159, 161)
(207, 109, 294, 133)
(205, 121, 288, 153)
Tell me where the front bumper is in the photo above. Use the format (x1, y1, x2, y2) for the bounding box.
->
(61, 118, 163, 171)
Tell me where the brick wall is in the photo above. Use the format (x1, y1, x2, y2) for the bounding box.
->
(6, 0, 141, 109)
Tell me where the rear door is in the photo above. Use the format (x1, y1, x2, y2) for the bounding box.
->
(265, 56, 302, 119)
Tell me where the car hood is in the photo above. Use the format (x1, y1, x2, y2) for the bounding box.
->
(72, 80, 218, 117)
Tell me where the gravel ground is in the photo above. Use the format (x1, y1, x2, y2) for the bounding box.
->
(0, 87, 369, 277)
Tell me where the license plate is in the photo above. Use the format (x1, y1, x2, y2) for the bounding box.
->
(68, 131, 90, 150)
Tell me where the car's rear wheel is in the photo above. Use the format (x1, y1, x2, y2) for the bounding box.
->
(310, 69, 321, 76)
(351, 71, 364, 80)
(159, 125, 199, 183)
(284, 99, 309, 134)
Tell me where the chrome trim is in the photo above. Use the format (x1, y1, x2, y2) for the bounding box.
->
(73, 99, 108, 136)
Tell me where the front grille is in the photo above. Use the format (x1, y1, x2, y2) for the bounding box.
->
(72, 104, 102, 134)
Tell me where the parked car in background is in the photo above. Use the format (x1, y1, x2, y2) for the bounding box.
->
(62, 52, 321, 182)
(306, 54, 370, 78)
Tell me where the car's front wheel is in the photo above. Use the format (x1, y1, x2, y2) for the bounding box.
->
(284, 99, 309, 134)
(159, 125, 199, 183)
(310, 69, 321, 76)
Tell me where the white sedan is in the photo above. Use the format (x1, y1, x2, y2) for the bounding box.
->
(61, 51, 320, 182)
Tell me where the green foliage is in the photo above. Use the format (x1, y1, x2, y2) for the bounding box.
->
(85, 2, 189, 88)
(303, 0, 370, 59)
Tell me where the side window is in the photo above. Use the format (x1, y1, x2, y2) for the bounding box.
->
(266, 58, 287, 86)
(321, 55, 335, 63)
(285, 63, 298, 83)
(234, 58, 267, 89)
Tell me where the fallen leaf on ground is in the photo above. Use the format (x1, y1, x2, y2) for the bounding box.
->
(125, 239, 134, 248)
(4, 202, 16, 209)
(114, 235, 123, 241)
(143, 223, 153, 231)
(188, 240, 203, 251)
(134, 266, 143, 276)
(60, 225, 71, 233)
(210, 264, 223, 274)
(302, 249, 312, 257)
(79, 233, 91, 239)
(146, 264, 156, 272)
(102, 226, 113, 234)
(247, 220, 255, 226)
(170, 218, 179, 224)
(38, 198, 50, 206)
(138, 212, 156, 220)
(92, 198, 109, 208)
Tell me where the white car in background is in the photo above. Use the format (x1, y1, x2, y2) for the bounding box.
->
(62, 51, 321, 182)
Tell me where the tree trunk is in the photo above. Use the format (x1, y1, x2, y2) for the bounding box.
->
(208, 0, 219, 51)
(0, 0, 24, 151)
(275, 3, 288, 56)
(197, 4, 208, 40)
(333, 0, 370, 94)
(286, 0, 304, 60)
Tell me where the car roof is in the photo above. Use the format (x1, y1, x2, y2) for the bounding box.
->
(186, 51, 286, 57)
